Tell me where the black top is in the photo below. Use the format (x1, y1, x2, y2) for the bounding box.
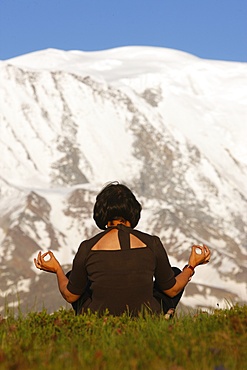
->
(67, 224, 176, 315)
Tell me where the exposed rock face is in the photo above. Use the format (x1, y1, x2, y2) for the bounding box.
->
(0, 47, 246, 313)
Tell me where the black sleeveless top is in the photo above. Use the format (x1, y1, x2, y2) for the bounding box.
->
(67, 224, 176, 315)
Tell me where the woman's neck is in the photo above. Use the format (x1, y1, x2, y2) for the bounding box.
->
(107, 219, 131, 227)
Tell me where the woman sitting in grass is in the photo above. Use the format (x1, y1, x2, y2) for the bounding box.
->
(34, 182, 210, 317)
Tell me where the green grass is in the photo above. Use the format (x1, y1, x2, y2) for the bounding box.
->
(0, 305, 246, 370)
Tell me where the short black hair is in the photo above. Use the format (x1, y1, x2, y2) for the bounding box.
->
(93, 182, 142, 230)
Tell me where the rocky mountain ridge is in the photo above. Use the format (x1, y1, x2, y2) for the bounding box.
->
(0, 46, 246, 313)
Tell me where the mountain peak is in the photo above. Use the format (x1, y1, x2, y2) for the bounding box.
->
(0, 47, 246, 313)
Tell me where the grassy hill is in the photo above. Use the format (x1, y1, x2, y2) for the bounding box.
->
(0, 305, 246, 370)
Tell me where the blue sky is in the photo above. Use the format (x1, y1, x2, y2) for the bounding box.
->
(0, 0, 246, 62)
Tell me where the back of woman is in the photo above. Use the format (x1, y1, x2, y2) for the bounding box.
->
(34, 182, 211, 317)
(68, 224, 175, 315)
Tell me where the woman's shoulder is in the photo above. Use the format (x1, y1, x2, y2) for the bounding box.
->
(78, 229, 109, 249)
(131, 228, 160, 244)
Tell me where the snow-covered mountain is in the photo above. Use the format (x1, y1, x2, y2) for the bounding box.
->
(0, 46, 246, 314)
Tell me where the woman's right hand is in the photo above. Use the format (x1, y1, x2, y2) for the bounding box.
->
(188, 244, 211, 268)
(34, 251, 61, 273)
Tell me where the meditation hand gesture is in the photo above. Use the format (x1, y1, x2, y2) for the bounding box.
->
(189, 244, 211, 268)
(34, 251, 61, 273)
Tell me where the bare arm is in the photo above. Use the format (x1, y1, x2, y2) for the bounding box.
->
(34, 251, 81, 303)
(163, 244, 211, 297)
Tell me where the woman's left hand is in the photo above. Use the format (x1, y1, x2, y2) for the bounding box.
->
(34, 251, 61, 273)
(189, 244, 211, 268)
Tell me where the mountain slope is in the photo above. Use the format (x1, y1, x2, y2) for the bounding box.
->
(0, 46, 246, 313)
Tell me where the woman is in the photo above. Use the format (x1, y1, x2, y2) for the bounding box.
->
(34, 182, 210, 316)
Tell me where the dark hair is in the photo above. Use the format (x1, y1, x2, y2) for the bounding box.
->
(93, 182, 142, 230)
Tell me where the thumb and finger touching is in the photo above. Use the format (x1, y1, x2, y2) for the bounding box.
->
(34, 250, 58, 273)
(190, 244, 211, 267)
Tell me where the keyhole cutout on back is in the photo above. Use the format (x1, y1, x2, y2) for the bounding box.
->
(91, 229, 146, 251)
